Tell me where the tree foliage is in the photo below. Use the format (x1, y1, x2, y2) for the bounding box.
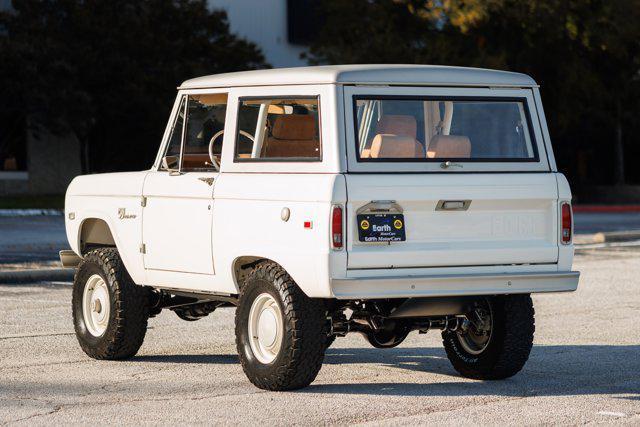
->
(0, 0, 268, 172)
(307, 0, 640, 187)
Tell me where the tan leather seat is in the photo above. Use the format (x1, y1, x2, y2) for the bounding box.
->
(262, 115, 320, 158)
(361, 115, 419, 159)
(376, 115, 417, 138)
(370, 134, 425, 158)
(427, 135, 471, 159)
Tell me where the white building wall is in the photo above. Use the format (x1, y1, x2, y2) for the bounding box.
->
(209, 0, 307, 68)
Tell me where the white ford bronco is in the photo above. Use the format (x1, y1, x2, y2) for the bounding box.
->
(61, 65, 579, 390)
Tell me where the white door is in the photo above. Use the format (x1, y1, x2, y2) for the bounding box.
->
(142, 92, 228, 275)
(142, 171, 216, 274)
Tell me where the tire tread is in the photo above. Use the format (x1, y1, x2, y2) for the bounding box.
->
(73, 248, 149, 360)
(235, 261, 327, 390)
(442, 294, 535, 380)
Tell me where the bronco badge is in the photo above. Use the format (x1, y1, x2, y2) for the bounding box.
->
(118, 208, 137, 220)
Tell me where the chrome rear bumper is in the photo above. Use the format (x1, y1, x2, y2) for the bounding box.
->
(330, 271, 579, 300)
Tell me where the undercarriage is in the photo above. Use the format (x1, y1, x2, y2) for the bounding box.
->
(326, 296, 492, 349)
(150, 289, 493, 351)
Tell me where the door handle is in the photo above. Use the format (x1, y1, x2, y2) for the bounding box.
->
(435, 200, 471, 211)
(198, 177, 215, 186)
(440, 161, 463, 169)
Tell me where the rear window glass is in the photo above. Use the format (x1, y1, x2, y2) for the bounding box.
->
(354, 97, 537, 162)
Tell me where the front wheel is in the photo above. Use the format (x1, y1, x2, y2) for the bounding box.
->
(72, 248, 150, 360)
(442, 294, 535, 380)
(235, 261, 328, 391)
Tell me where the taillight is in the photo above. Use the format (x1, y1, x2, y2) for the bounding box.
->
(561, 202, 572, 244)
(331, 205, 343, 250)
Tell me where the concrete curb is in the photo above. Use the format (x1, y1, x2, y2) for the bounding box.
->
(574, 230, 640, 246)
(0, 209, 63, 217)
(0, 268, 75, 284)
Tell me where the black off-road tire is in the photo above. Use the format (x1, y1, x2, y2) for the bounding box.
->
(325, 334, 336, 350)
(235, 261, 328, 391)
(72, 248, 150, 360)
(442, 294, 535, 380)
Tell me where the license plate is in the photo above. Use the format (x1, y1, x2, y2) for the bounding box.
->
(357, 213, 406, 242)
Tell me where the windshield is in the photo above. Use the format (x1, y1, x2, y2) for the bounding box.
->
(354, 97, 537, 162)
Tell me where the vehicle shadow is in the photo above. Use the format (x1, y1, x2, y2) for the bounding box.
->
(305, 344, 640, 399)
(135, 354, 238, 364)
(132, 344, 639, 400)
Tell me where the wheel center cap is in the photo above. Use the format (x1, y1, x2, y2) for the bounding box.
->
(93, 299, 102, 314)
(257, 309, 278, 348)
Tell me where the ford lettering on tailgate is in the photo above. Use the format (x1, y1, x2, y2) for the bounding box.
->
(357, 214, 406, 242)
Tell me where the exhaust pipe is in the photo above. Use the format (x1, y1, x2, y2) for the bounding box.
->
(388, 296, 473, 318)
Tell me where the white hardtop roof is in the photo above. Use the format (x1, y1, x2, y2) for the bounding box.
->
(179, 64, 537, 90)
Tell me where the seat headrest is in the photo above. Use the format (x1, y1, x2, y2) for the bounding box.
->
(427, 135, 471, 159)
(370, 134, 425, 159)
(376, 115, 417, 139)
(271, 115, 317, 140)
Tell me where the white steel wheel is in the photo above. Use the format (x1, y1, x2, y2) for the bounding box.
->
(82, 274, 111, 337)
(457, 300, 493, 355)
(248, 292, 284, 364)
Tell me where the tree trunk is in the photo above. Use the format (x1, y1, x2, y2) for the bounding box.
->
(613, 96, 625, 186)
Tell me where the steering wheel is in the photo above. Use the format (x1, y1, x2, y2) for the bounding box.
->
(208, 130, 255, 170)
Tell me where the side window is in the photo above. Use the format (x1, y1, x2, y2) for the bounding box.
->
(234, 97, 321, 161)
(161, 96, 186, 170)
(182, 93, 228, 171)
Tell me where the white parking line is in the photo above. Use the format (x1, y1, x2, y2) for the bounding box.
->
(598, 411, 627, 418)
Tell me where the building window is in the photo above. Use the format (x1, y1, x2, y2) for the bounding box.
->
(0, 112, 27, 172)
(287, 0, 323, 45)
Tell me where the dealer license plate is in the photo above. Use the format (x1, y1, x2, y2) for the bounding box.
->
(357, 213, 406, 242)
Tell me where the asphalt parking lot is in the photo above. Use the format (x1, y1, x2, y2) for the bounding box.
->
(1, 246, 639, 425)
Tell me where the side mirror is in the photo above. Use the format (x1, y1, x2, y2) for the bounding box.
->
(161, 155, 179, 171)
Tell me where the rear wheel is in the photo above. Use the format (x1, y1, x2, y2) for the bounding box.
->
(72, 248, 150, 360)
(235, 261, 328, 390)
(442, 294, 534, 380)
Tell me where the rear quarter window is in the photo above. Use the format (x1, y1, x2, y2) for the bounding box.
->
(234, 97, 321, 162)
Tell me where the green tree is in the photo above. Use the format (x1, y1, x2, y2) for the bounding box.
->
(307, 0, 640, 188)
(0, 0, 268, 173)
(443, 0, 640, 185)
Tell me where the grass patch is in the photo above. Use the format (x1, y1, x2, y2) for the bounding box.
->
(0, 195, 65, 209)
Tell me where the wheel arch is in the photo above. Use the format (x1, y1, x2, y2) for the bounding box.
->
(232, 256, 269, 291)
(72, 213, 145, 286)
(77, 217, 117, 255)
(230, 254, 331, 298)
(232, 255, 306, 293)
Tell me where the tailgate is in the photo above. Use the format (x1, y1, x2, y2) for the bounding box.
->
(346, 173, 559, 269)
